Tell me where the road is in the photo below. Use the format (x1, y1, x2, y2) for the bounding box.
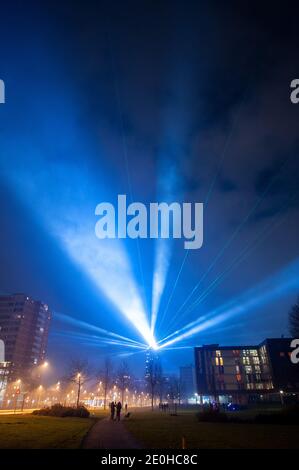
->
(0, 408, 37, 415)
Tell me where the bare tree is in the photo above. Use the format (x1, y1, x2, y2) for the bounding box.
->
(146, 356, 161, 411)
(169, 375, 180, 405)
(65, 359, 91, 408)
(289, 296, 299, 337)
(117, 361, 131, 404)
(98, 357, 114, 410)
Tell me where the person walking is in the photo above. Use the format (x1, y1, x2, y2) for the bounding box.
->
(110, 401, 115, 420)
(116, 401, 122, 421)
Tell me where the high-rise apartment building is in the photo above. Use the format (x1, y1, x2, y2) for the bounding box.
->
(0, 293, 51, 381)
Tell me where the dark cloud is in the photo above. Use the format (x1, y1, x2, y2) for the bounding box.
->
(218, 178, 238, 193)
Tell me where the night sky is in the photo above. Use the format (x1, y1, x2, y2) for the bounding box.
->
(0, 1, 299, 377)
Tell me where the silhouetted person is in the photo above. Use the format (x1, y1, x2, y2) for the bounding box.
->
(125, 403, 128, 413)
(110, 401, 115, 420)
(116, 401, 122, 421)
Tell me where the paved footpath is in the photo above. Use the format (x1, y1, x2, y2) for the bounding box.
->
(82, 417, 142, 449)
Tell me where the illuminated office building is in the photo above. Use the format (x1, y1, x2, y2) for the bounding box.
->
(194, 338, 299, 403)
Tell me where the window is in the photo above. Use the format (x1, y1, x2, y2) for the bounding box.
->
(242, 349, 250, 356)
(256, 384, 264, 390)
(233, 350, 240, 357)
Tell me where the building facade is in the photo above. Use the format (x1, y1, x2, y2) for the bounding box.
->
(194, 338, 299, 403)
(0, 293, 51, 382)
(179, 364, 196, 402)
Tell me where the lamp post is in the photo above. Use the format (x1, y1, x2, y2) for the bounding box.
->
(279, 390, 284, 406)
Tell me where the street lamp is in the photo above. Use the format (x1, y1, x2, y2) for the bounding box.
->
(279, 390, 284, 406)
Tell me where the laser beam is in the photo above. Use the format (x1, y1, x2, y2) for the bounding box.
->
(167, 191, 297, 334)
(159, 258, 299, 349)
(171, 155, 293, 327)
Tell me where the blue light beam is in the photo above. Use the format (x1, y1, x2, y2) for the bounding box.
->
(159, 258, 299, 349)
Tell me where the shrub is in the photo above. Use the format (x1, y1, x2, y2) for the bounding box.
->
(32, 404, 90, 418)
(196, 408, 228, 423)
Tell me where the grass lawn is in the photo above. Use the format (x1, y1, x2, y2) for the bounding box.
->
(124, 409, 299, 449)
(0, 414, 97, 449)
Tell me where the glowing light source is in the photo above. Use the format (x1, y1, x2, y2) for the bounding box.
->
(57, 224, 156, 348)
(6, 164, 157, 349)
